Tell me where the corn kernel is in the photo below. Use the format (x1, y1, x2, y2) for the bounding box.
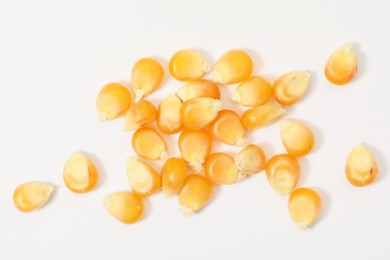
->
(176, 79, 220, 102)
(131, 58, 164, 102)
(63, 152, 98, 193)
(235, 144, 267, 175)
(161, 157, 187, 197)
(179, 174, 213, 216)
(132, 127, 168, 161)
(273, 71, 310, 106)
(179, 128, 212, 172)
(232, 76, 272, 107)
(156, 94, 183, 134)
(124, 100, 156, 131)
(96, 83, 132, 120)
(325, 44, 358, 85)
(126, 158, 161, 197)
(346, 144, 378, 187)
(102, 192, 143, 224)
(266, 154, 300, 196)
(169, 49, 211, 82)
(181, 97, 222, 130)
(209, 110, 248, 146)
(13, 182, 54, 212)
(280, 119, 315, 157)
(214, 50, 253, 84)
(242, 105, 285, 130)
(288, 188, 321, 230)
(205, 153, 241, 184)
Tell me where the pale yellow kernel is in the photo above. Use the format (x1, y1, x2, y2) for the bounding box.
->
(232, 76, 272, 107)
(214, 50, 253, 84)
(273, 71, 310, 106)
(242, 105, 285, 130)
(156, 94, 183, 134)
(181, 97, 222, 130)
(132, 127, 168, 161)
(169, 49, 211, 81)
(179, 175, 213, 216)
(280, 119, 315, 157)
(13, 182, 54, 212)
(325, 44, 358, 85)
(102, 192, 143, 224)
(96, 83, 132, 120)
(346, 144, 378, 187)
(288, 188, 321, 230)
(124, 100, 156, 131)
(176, 79, 220, 102)
(126, 158, 161, 197)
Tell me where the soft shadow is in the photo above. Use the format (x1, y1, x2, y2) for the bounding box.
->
(242, 48, 263, 75)
(47, 183, 59, 210)
(362, 143, 387, 183)
(310, 186, 331, 228)
(140, 197, 152, 222)
(303, 70, 318, 103)
(351, 43, 367, 82)
(297, 157, 311, 186)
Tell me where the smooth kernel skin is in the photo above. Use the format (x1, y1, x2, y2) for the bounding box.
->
(96, 83, 132, 120)
(124, 100, 156, 131)
(232, 76, 272, 107)
(205, 153, 240, 184)
(169, 49, 211, 82)
(181, 97, 222, 130)
(242, 105, 285, 130)
(13, 182, 54, 212)
(235, 144, 267, 175)
(102, 192, 143, 224)
(157, 94, 183, 134)
(131, 58, 164, 102)
(161, 157, 187, 197)
(214, 50, 253, 84)
(325, 44, 358, 85)
(346, 144, 378, 187)
(126, 158, 161, 197)
(179, 175, 213, 216)
(266, 154, 300, 196)
(176, 79, 221, 102)
(63, 152, 98, 193)
(280, 119, 315, 157)
(179, 129, 212, 172)
(273, 72, 310, 106)
(132, 127, 168, 161)
(288, 188, 321, 230)
(209, 110, 247, 146)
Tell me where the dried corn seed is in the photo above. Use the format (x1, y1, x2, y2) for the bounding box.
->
(96, 83, 132, 120)
(181, 97, 222, 130)
(266, 154, 300, 196)
(13, 182, 54, 212)
(156, 94, 183, 134)
(132, 127, 168, 161)
(280, 119, 315, 157)
(232, 76, 272, 107)
(205, 153, 241, 184)
(176, 79, 220, 102)
(346, 144, 378, 187)
(161, 157, 187, 197)
(179, 174, 213, 216)
(235, 144, 267, 175)
(131, 58, 164, 102)
(169, 49, 210, 82)
(102, 192, 143, 224)
(242, 105, 285, 130)
(126, 158, 161, 197)
(214, 50, 253, 84)
(325, 44, 358, 85)
(288, 188, 321, 230)
(124, 100, 156, 131)
(273, 71, 310, 106)
(63, 152, 98, 193)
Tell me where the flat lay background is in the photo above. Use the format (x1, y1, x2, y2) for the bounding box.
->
(1, 0, 389, 259)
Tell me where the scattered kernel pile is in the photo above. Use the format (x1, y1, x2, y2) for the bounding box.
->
(13, 45, 379, 230)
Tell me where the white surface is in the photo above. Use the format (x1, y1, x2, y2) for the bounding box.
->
(0, 0, 389, 259)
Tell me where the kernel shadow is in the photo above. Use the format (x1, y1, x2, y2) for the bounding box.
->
(310, 186, 331, 228)
(297, 156, 311, 186)
(362, 143, 387, 183)
(351, 43, 367, 82)
(140, 197, 152, 222)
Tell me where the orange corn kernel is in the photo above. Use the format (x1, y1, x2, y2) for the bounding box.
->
(242, 105, 285, 130)
(214, 50, 253, 84)
(325, 44, 358, 85)
(102, 192, 143, 224)
(232, 76, 272, 107)
(235, 144, 267, 175)
(288, 188, 321, 230)
(132, 126, 168, 161)
(96, 83, 132, 121)
(126, 158, 161, 197)
(13, 182, 54, 212)
(161, 157, 187, 197)
(169, 49, 210, 81)
(156, 94, 183, 134)
(346, 144, 378, 187)
(124, 100, 156, 131)
(273, 71, 310, 106)
(176, 79, 220, 102)
(181, 97, 222, 130)
(280, 119, 315, 157)
(205, 153, 241, 184)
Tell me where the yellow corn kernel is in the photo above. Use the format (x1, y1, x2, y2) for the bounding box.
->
(242, 105, 285, 130)
(181, 97, 222, 130)
(176, 79, 221, 102)
(124, 100, 156, 131)
(13, 182, 54, 212)
(214, 50, 253, 84)
(232, 76, 272, 107)
(273, 71, 310, 106)
(63, 152, 98, 193)
(178, 128, 212, 172)
(234, 144, 267, 175)
(280, 119, 315, 157)
(205, 153, 241, 184)
(169, 49, 211, 82)
(156, 94, 183, 134)
(161, 157, 187, 197)
(209, 110, 248, 146)
(132, 127, 168, 161)
(96, 83, 132, 121)
(179, 174, 213, 216)
(131, 58, 164, 102)
(288, 188, 321, 230)
(266, 154, 300, 196)
(102, 192, 143, 224)
(325, 44, 358, 85)
(346, 144, 378, 187)
(126, 158, 161, 197)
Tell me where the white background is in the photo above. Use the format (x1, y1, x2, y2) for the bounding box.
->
(0, 0, 389, 259)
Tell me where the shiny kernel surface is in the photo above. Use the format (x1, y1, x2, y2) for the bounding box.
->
(176, 79, 220, 102)
(181, 97, 222, 130)
(325, 44, 358, 85)
(232, 76, 272, 107)
(214, 50, 253, 84)
(156, 94, 183, 134)
(280, 119, 315, 157)
(205, 153, 240, 184)
(209, 110, 247, 146)
(96, 83, 132, 121)
(242, 105, 285, 129)
(161, 157, 187, 197)
(124, 100, 156, 131)
(126, 158, 161, 197)
(346, 144, 378, 187)
(288, 188, 321, 230)
(132, 127, 168, 160)
(273, 71, 310, 106)
(102, 192, 143, 224)
(235, 144, 267, 174)
(169, 49, 210, 82)
(14, 182, 54, 212)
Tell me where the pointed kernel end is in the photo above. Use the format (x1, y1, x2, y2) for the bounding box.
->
(134, 90, 145, 103)
(180, 205, 194, 217)
(163, 190, 174, 199)
(98, 112, 109, 121)
(213, 70, 222, 83)
(231, 90, 241, 103)
(189, 161, 204, 173)
(202, 61, 211, 74)
(212, 99, 222, 113)
(235, 137, 249, 147)
(159, 151, 169, 162)
(102, 194, 111, 208)
(46, 184, 55, 193)
(297, 222, 310, 231)
(236, 170, 247, 182)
